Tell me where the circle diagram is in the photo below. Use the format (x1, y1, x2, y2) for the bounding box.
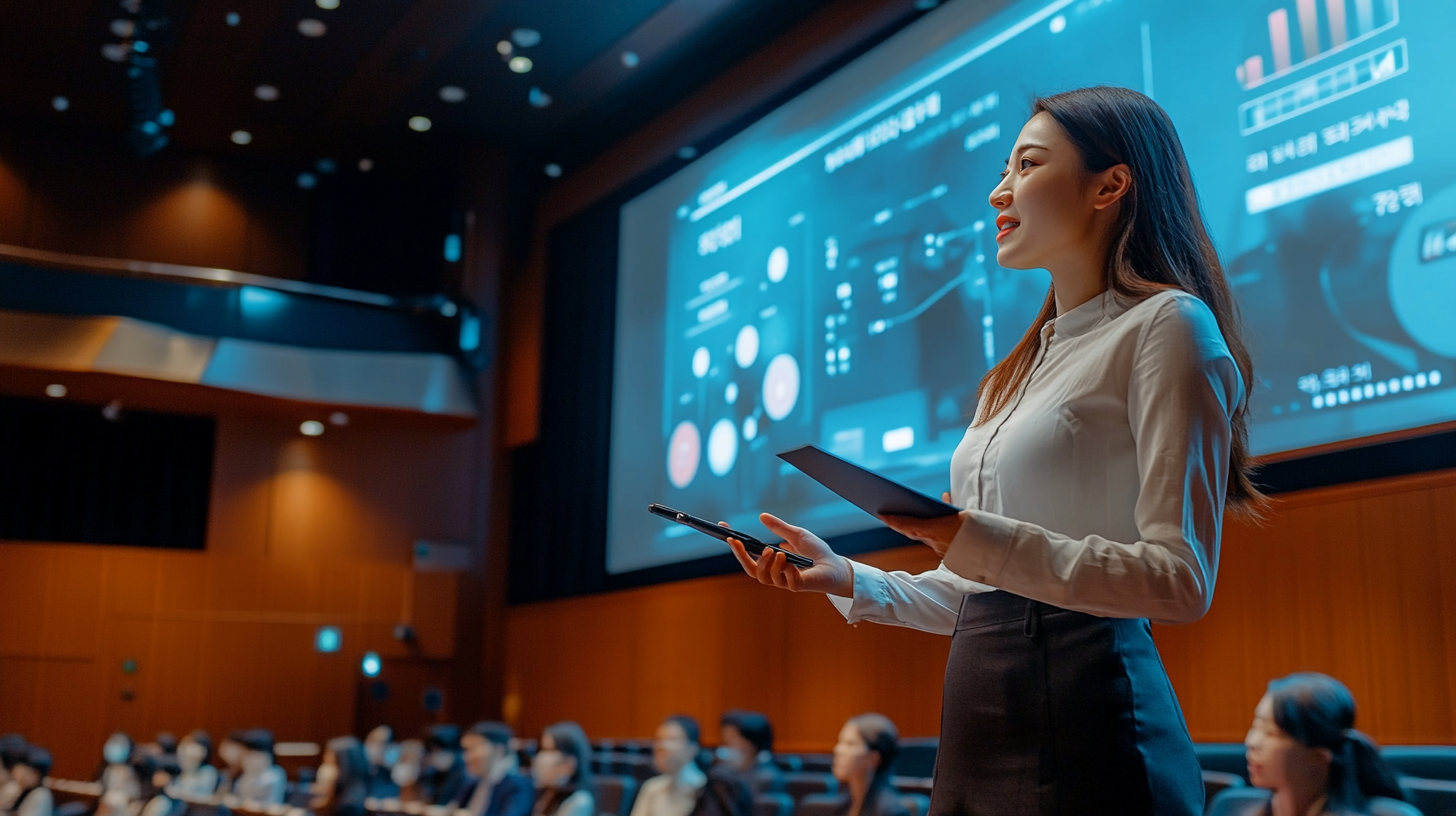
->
(734, 324, 760, 368)
(767, 246, 789, 282)
(1389, 183, 1456, 357)
(707, 418, 739, 477)
(763, 353, 800, 421)
(743, 415, 758, 441)
(667, 421, 701, 488)
(725, 382, 739, 404)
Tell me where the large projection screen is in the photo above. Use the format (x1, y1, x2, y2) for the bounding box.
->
(608, 0, 1456, 574)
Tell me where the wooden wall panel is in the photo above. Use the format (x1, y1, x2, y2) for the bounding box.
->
(505, 470, 1456, 752)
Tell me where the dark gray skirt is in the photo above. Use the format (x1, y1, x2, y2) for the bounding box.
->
(927, 591, 1204, 816)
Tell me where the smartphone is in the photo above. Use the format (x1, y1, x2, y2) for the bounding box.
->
(648, 504, 815, 569)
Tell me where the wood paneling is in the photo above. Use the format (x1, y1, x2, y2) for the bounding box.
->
(504, 469, 1456, 751)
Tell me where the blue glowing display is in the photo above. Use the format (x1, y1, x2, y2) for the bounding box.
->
(314, 625, 342, 653)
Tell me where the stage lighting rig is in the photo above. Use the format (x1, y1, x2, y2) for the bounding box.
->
(109, 0, 175, 156)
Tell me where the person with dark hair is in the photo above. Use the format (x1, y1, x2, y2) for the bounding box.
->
(530, 722, 594, 816)
(362, 726, 397, 798)
(455, 722, 531, 816)
(139, 754, 187, 816)
(1241, 673, 1411, 816)
(312, 736, 371, 816)
(215, 731, 247, 795)
(11, 746, 53, 816)
(727, 85, 1261, 816)
(171, 730, 217, 799)
(233, 730, 285, 805)
(830, 715, 909, 816)
(715, 711, 783, 795)
(95, 732, 141, 816)
(634, 716, 751, 816)
(0, 734, 28, 811)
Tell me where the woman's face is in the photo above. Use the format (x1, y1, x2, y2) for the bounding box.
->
(104, 734, 131, 765)
(830, 723, 877, 786)
(178, 739, 206, 772)
(987, 112, 1125, 275)
(652, 722, 696, 777)
(1244, 694, 1331, 790)
(218, 740, 243, 770)
(716, 726, 756, 773)
(531, 734, 576, 789)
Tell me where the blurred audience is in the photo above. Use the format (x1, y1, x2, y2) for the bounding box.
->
(389, 739, 426, 803)
(362, 727, 396, 799)
(715, 711, 784, 795)
(1244, 672, 1408, 816)
(632, 715, 750, 816)
(529, 722, 593, 816)
(232, 730, 286, 805)
(170, 731, 217, 799)
(830, 714, 909, 816)
(312, 737, 369, 816)
(419, 725, 466, 807)
(10, 746, 53, 816)
(215, 732, 246, 795)
(0, 733, 28, 810)
(95, 733, 140, 816)
(138, 755, 185, 816)
(456, 722, 531, 816)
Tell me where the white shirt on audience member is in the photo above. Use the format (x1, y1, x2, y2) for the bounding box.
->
(628, 763, 706, 816)
(0, 780, 19, 811)
(830, 289, 1241, 629)
(233, 765, 286, 805)
(15, 787, 52, 816)
(169, 766, 218, 800)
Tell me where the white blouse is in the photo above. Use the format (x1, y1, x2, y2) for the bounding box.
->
(830, 288, 1241, 630)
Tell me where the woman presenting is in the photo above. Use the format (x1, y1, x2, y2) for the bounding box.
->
(725, 86, 1265, 816)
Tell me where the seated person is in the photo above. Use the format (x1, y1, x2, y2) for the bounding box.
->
(830, 714, 910, 816)
(11, 746, 53, 816)
(632, 716, 750, 816)
(232, 730, 286, 805)
(362, 726, 397, 799)
(419, 725, 467, 807)
(95, 732, 141, 816)
(171, 731, 218, 799)
(139, 755, 187, 816)
(1242, 672, 1410, 816)
(389, 739, 427, 804)
(530, 722, 594, 816)
(715, 711, 784, 794)
(0, 734, 28, 811)
(215, 732, 247, 795)
(455, 722, 531, 816)
(311, 736, 370, 816)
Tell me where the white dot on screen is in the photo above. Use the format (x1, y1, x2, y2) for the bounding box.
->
(1415, 373, 1428, 388)
(1403, 375, 1415, 391)
(1312, 395, 1323, 408)
(231, 130, 252, 144)
(692, 347, 710, 378)
(1432, 370, 1444, 386)
(300, 420, 324, 436)
(408, 116, 432, 132)
(1049, 15, 1067, 33)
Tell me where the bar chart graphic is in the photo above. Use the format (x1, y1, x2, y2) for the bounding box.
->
(1237, 0, 1399, 90)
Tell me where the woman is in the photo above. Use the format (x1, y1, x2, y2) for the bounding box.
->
(830, 715, 909, 816)
(312, 736, 371, 816)
(531, 722, 594, 816)
(727, 86, 1264, 815)
(171, 730, 219, 799)
(95, 732, 141, 816)
(1243, 673, 1410, 816)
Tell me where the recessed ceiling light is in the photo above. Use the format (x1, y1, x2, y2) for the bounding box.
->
(52, 96, 70, 112)
(528, 87, 551, 108)
(496, 40, 513, 56)
(297, 172, 318, 189)
(225, 11, 241, 26)
(231, 130, 252, 144)
(439, 85, 467, 103)
(316, 0, 340, 8)
(408, 116, 432, 132)
(45, 384, 67, 398)
(101, 43, 128, 61)
(511, 28, 541, 48)
(110, 19, 135, 37)
(329, 412, 350, 427)
(254, 84, 279, 101)
(300, 420, 325, 436)
(544, 163, 562, 178)
(620, 51, 640, 68)
(508, 56, 532, 73)
(358, 158, 374, 171)
(297, 18, 327, 37)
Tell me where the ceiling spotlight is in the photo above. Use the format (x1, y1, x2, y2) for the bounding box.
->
(101, 43, 129, 61)
(508, 56, 532, 73)
(225, 11, 241, 25)
(528, 87, 551, 108)
(297, 172, 318, 189)
(300, 420, 325, 437)
(544, 163, 562, 178)
(230, 130, 252, 144)
(110, 19, 136, 37)
(511, 28, 541, 48)
(496, 40, 513, 56)
(297, 18, 327, 37)
(329, 412, 350, 427)
(677, 145, 698, 160)
(101, 400, 123, 422)
(439, 85, 467, 103)
(52, 96, 70, 112)
(316, 0, 340, 8)
(620, 50, 640, 68)
(45, 384, 67, 398)
(408, 115, 432, 132)
(254, 84, 279, 101)
(358, 158, 374, 172)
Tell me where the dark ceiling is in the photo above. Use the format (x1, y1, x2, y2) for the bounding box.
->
(0, 0, 905, 175)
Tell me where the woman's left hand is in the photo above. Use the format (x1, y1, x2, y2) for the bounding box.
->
(878, 492, 966, 558)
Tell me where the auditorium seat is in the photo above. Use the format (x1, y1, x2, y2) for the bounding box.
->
(898, 793, 931, 816)
(1202, 770, 1245, 806)
(1400, 776, 1456, 816)
(1194, 743, 1250, 782)
(1208, 788, 1421, 816)
(795, 754, 835, 773)
(784, 773, 839, 804)
(1385, 746, 1456, 782)
(794, 793, 846, 816)
(754, 792, 795, 816)
(774, 755, 804, 772)
(891, 777, 934, 797)
(593, 774, 639, 816)
(894, 739, 938, 779)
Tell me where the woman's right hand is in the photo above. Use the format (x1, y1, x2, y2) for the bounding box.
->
(723, 513, 855, 598)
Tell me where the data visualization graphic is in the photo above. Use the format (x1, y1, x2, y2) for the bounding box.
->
(608, 0, 1456, 574)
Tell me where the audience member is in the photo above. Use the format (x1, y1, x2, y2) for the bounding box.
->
(10, 746, 53, 816)
(390, 739, 426, 803)
(215, 732, 247, 795)
(171, 731, 218, 799)
(530, 722, 593, 816)
(456, 722, 532, 816)
(138, 755, 186, 816)
(420, 725, 468, 807)
(233, 730, 286, 805)
(0, 734, 27, 811)
(715, 711, 784, 794)
(1243, 672, 1408, 816)
(362, 726, 396, 798)
(633, 716, 751, 816)
(95, 732, 141, 816)
(830, 714, 909, 816)
(312, 737, 370, 816)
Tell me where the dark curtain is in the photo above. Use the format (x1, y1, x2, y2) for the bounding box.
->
(0, 396, 214, 549)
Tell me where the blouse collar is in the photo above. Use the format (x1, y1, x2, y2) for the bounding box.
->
(1043, 288, 1137, 340)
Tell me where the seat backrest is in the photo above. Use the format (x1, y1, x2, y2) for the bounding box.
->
(1205, 787, 1270, 816)
(795, 793, 846, 816)
(795, 755, 834, 774)
(1384, 747, 1456, 783)
(898, 793, 931, 816)
(753, 792, 794, 816)
(892, 740, 938, 780)
(1203, 770, 1246, 806)
(592, 774, 638, 816)
(784, 773, 838, 804)
(1195, 744, 1251, 782)
(889, 777, 933, 798)
(1399, 776, 1456, 816)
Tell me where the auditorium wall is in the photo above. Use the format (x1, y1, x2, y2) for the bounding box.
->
(503, 467, 1456, 750)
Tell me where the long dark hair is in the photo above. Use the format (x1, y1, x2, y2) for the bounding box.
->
(1265, 673, 1404, 813)
(323, 736, 371, 815)
(534, 722, 593, 816)
(847, 713, 899, 792)
(974, 85, 1266, 518)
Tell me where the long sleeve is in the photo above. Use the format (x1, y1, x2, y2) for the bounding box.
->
(17, 788, 52, 816)
(941, 294, 1240, 624)
(826, 561, 995, 635)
